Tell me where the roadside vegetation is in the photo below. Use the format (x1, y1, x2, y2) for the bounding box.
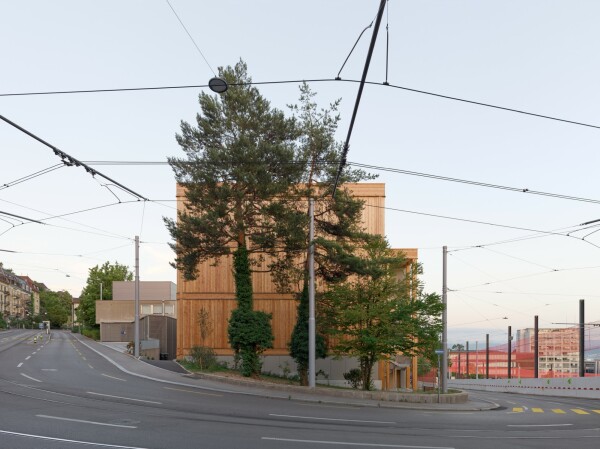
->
(165, 60, 444, 385)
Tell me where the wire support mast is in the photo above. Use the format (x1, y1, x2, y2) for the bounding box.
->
(332, 0, 388, 197)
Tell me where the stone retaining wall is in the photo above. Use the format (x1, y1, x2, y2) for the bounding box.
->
(195, 372, 468, 404)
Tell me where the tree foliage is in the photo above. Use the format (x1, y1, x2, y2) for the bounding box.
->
(227, 247, 274, 376)
(78, 261, 132, 328)
(40, 289, 73, 328)
(166, 61, 297, 376)
(165, 61, 378, 379)
(286, 83, 376, 384)
(165, 60, 307, 282)
(321, 236, 444, 390)
(289, 282, 327, 385)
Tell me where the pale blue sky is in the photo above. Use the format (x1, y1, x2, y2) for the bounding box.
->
(2, 1, 600, 345)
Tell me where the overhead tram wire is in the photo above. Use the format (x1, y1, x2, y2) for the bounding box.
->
(1, 164, 64, 191)
(83, 159, 600, 207)
(0, 114, 148, 201)
(364, 203, 578, 238)
(348, 161, 600, 206)
(165, 0, 216, 77)
(2, 78, 599, 130)
(0, 197, 136, 241)
(0, 210, 43, 224)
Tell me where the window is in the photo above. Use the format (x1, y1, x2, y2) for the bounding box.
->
(165, 304, 174, 315)
(141, 304, 151, 315)
(153, 304, 163, 314)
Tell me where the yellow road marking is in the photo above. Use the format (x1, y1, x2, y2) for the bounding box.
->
(512, 407, 524, 413)
(571, 409, 589, 415)
(552, 409, 566, 414)
(593, 410, 600, 414)
(532, 408, 544, 413)
(164, 387, 222, 397)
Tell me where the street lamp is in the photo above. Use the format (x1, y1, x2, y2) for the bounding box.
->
(208, 77, 228, 93)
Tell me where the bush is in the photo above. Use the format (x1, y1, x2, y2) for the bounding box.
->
(343, 368, 363, 389)
(82, 327, 100, 340)
(189, 345, 218, 370)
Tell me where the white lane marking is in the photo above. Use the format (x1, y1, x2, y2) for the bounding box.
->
(17, 363, 23, 368)
(164, 386, 221, 396)
(422, 412, 473, 415)
(87, 392, 162, 404)
(508, 424, 573, 428)
(298, 403, 361, 410)
(0, 429, 150, 448)
(25, 356, 31, 360)
(262, 438, 454, 448)
(88, 364, 94, 369)
(20, 373, 42, 383)
(102, 373, 127, 382)
(269, 414, 395, 424)
(37, 414, 137, 428)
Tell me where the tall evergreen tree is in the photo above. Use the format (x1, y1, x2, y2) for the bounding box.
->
(287, 83, 376, 385)
(165, 61, 306, 377)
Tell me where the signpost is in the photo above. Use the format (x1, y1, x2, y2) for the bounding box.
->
(435, 349, 444, 403)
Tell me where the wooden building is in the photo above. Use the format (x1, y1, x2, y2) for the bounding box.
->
(176, 183, 419, 390)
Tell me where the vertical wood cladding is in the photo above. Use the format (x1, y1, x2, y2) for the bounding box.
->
(176, 183, 417, 358)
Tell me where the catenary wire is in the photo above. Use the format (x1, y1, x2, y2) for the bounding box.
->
(82, 159, 600, 207)
(0, 114, 148, 201)
(165, 0, 216, 76)
(2, 78, 598, 130)
(0, 164, 64, 191)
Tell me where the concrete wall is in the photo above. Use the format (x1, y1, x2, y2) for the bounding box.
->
(96, 300, 177, 322)
(449, 377, 600, 399)
(212, 355, 384, 390)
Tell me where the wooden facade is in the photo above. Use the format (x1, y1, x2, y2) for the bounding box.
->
(176, 183, 419, 389)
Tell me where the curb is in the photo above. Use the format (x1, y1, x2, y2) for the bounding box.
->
(188, 371, 498, 411)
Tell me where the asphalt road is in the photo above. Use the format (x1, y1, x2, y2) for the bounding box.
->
(1, 329, 600, 449)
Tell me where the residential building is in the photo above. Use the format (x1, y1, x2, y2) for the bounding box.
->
(18, 275, 40, 315)
(175, 183, 420, 390)
(95, 281, 177, 359)
(0, 266, 35, 325)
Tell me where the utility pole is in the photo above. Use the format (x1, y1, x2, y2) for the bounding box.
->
(508, 325, 512, 379)
(534, 315, 539, 378)
(308, 199, 316, 389)
(485, 334, 489, 379)
(475, 341, 479, 379)
(441, 246, 448, 393)
(466, 341, 470, 378)
(579, 299, 585, 378)
(134, 236, 140, 358)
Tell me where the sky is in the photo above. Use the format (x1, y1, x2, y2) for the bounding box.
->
(2, 0, 600, 347)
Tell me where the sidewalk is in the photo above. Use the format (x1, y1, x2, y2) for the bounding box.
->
(75, 335, 499, 411)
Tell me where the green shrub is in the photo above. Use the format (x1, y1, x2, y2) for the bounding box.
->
(82, 327, 100, 340)
(343, 368, 362, 389)
(189, 345, 218, 370)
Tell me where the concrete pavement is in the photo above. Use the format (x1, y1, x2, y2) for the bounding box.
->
(74, 334, 499, 411)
